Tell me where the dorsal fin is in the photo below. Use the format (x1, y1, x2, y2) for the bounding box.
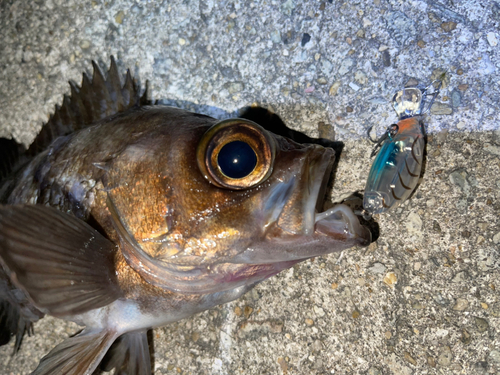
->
(27, 56, 149, 156)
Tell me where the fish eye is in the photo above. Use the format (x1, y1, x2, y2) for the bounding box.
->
(196, 119, 275, 189)
(217, 141, 257, 179)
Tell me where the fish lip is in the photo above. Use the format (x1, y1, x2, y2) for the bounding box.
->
(303, 146, 336, 235)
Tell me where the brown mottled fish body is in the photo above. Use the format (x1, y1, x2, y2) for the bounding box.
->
(0, 59, 370, 375)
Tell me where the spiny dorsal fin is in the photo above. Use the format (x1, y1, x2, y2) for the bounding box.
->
(27, 56, 149, 156)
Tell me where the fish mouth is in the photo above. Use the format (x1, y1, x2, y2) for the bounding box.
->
(314, 203, 371, 245)
(277, 145, 371, 245)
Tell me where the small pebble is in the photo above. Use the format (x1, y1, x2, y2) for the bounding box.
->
(354, 71, 367, 84)
(277, 357, 288, 373)
(449, 170, 470, 195)
(367, 367, 382, 375)
(492, 232, 500, 244)
(487, 32, 498, 47)
(441, 21, 457, 32)
(417, 40, 426, 48)
(329, 81, 341, 96)
(305, 318, 314, 326)
(244, 305, 253, 318)
(406, 78, 418, 87)
(451, 272, 471, 283)
(434, 294, 449, 307)
(430, 102, 453, 115)
(234, 306, 242, 316)
(458, 84, 468, 91)
(450, 89, 461, 107)
(369, 262, 386, 274)
(437, 346, 453, 366)
(80, 40, 91, 49)
(349, 82, 360, 91)
(404, 352, 417, 366)
(453, 298, 468, 311)
(460, 329, 471, 345)
(270, 30, 281, 44)
(313, 306, 325, 317)
(427, 356, 436, 367)
(489, 350, 500, 363)
(338, 58, 354, 75)
(115, 10, 125, 24)
(318, 121, 335, 140)
(281, 0, 295, 16)
(227, 81, 244, 93)
(383, 272, 397, 286)
(475, 317, 489, 333)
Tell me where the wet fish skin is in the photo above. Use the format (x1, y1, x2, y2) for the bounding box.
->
(0, 59, 371, 375)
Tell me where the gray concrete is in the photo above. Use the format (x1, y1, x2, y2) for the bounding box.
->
(0, 0, 499, 374)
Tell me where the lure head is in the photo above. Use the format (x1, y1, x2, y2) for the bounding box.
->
(392, 87, 424, 119)
(392, 75, 445, 120)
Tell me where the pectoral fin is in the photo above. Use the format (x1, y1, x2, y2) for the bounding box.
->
(0, 205, 123, 316)
(99, 330, 152, 375)
(32, 329, 118, 375)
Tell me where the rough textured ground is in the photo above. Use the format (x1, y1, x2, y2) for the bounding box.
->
(0, 0, 499, 374)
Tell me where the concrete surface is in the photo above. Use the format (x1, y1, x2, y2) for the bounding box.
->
(0, 0, 499, 374)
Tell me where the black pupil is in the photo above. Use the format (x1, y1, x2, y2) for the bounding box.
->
(217, 141, 257, 179)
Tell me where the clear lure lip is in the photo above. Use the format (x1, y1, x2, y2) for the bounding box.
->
(304, 148, 370, 245)
(314, 204, 372, 246)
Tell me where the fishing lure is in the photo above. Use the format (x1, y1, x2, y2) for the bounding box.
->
(363, 78, 443, 215)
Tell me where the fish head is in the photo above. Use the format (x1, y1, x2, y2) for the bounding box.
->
(104, 111, 371, 294)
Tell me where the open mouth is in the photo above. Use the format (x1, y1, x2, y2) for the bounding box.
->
(294, 146, 372, 245)
(314, 204, 371, 245)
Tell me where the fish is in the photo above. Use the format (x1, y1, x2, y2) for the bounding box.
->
(0, 57, 371, 375)
(363, 78, 443, 215)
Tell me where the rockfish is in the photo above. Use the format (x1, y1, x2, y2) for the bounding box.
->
(0, 58, 371, 374)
